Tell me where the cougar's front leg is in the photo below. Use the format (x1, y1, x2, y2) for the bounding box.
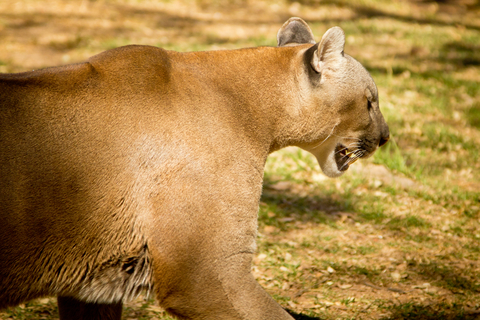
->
(150, 238, 294, 320)
(215, 252, 295, 320)
(57, 296, 122, 320)
(146, 160, 293, 319)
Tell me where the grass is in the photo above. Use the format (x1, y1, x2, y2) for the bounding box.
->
(467, 103, 480, 128)
(372, 137, 412, 177)
(1, 0, 480, 319)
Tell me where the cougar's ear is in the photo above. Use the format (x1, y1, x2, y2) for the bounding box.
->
(277, 17, 316, 47)
(310, 26, 345, 73)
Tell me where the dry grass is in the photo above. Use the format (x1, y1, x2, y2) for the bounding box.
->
(1, 0, 479, 319)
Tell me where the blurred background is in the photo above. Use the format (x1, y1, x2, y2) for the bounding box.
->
(1, 1, 479, 319)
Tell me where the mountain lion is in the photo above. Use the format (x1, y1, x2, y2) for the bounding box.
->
(0, 18, 389, 319)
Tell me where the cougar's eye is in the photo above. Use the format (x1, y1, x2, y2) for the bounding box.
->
(367, 100, 373, 110)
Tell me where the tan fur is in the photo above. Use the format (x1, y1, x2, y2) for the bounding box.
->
(0, 18, 388, 319)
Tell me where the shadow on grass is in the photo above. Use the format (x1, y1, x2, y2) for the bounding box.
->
(261, 178, 480, 299)
(289, 0, 480, 31)
(439, 41, 480, 68)
(409, 260, 480, 295)
(365, 65, 480, 101)
(287, 309, 324, 320)
(380, 302, 480, 320)
(259, 183, 349, 231)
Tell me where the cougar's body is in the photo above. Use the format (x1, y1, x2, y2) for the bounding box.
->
(0, 18, 389, 319)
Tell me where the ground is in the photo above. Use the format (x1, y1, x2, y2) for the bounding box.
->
(0, 0, 479, 319)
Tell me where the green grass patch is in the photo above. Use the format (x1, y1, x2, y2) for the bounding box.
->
(373, 136, 412, 176)
(466, 103, 480, 128)
(387, 215, 430, 230)
(357, 202, 388, 224)
(2, 299, 58, 320)
(380, 302, 480, 320)
(356, 245, 378, 255)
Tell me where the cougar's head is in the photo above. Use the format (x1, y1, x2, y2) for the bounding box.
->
(278, 18, 390, 178)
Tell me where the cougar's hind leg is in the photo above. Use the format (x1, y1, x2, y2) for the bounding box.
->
(57, 296, 123, 320)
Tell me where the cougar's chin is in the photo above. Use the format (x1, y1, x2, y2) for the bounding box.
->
(302, 140, 346, 178)
(316, 149, 345, 178)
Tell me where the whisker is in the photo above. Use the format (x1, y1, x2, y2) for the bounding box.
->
(337, 145, 362, 156)
(353, 150, 363, 157)
(335, 147, 350, 155)
(346, 144, 361, 149)
(311, 124, 338, 150)
(337, 145, 368, 171)
(340, 162, 350, 171)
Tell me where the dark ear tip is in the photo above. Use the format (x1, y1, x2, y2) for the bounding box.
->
(284, 17, 308, 25)
(277, 17, 316, 47)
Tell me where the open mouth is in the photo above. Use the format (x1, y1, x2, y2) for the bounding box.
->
(334, 144, 359, 171)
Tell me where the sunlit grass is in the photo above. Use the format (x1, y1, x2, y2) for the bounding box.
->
(373, 137, 411, 176)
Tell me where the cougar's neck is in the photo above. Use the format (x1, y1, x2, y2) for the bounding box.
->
(172, 45, 313, 158)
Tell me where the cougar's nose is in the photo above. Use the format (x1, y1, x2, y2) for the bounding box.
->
(379, 134, 389, 147)
(378, 125, 390, 147)
(378, 115, 390, 147)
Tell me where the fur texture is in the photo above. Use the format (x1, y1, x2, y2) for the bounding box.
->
(0, 18, 388, 319)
